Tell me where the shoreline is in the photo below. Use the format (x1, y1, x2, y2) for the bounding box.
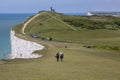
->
(10, 30, 44, 59)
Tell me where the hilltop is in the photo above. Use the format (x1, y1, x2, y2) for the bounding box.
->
(14, 11, 120, 49)
(1, 11, 120, 80)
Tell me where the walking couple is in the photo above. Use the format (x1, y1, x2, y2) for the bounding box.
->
(55, 51, 64, 62)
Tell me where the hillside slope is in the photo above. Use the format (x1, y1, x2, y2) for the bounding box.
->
(17, 11, 120, 48)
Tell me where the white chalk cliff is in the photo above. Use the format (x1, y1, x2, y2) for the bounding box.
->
(10, 30, 44, 59)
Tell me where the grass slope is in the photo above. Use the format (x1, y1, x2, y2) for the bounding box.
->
(0, 41, 120, 80)
(23, 11, 120, 45)
(1, 11, 120, 80)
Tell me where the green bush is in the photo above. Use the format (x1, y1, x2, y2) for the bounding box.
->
(92, 45, 120, 51)
(62, 15, 120, 30)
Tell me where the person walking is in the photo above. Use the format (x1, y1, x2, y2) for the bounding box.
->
(55, 52, 59, 61)
(59, 51, 64, 62)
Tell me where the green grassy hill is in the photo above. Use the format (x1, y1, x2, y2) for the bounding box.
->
(17, 11, 120, 50)
(1, 11, 120, 80)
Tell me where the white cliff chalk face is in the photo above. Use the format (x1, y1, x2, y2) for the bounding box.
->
(10, 30, 44, 59)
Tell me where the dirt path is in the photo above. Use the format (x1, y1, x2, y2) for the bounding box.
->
(22, 12, 76, 34)
(0, 61, 6, 65)
(22, 13, 41, 34)
(49, 14, 76, 31)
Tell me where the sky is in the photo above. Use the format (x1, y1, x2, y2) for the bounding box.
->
(0, 0, 120, 13)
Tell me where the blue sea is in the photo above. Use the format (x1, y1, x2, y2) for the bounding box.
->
(0, 13, 34, 60)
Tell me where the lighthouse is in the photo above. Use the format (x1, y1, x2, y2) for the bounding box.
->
(50, 7, 55, 13)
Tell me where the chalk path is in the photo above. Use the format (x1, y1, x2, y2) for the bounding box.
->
(22, 14, 41, 34)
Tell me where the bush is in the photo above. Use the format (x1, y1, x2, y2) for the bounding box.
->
(92, 45, 120, 51)
(62, 16, 120, 30)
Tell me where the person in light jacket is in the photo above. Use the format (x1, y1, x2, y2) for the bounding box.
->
(59, 51, 64, 62)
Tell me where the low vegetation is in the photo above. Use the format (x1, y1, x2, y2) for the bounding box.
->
(62, 15, 120, 30)
(85, 45, 120, 51)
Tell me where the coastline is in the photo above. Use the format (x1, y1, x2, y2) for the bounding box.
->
(10, 30, 44, 59)
(0, 13, 34, 60)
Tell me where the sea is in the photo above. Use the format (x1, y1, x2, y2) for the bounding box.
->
(0, 12, 86, 60)
(0, 13, 34, 60)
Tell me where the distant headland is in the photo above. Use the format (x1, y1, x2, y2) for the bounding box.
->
(88, 12, 120, 17)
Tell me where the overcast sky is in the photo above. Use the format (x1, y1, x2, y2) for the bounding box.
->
(0, 0, 120, 13)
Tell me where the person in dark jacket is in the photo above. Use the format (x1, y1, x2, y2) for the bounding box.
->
(55, 52, 59, 61)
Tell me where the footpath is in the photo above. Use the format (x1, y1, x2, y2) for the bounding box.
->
(22, 13, 41, 34)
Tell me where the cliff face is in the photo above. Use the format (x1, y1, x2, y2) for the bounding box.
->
(10, 30, 44, 59)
